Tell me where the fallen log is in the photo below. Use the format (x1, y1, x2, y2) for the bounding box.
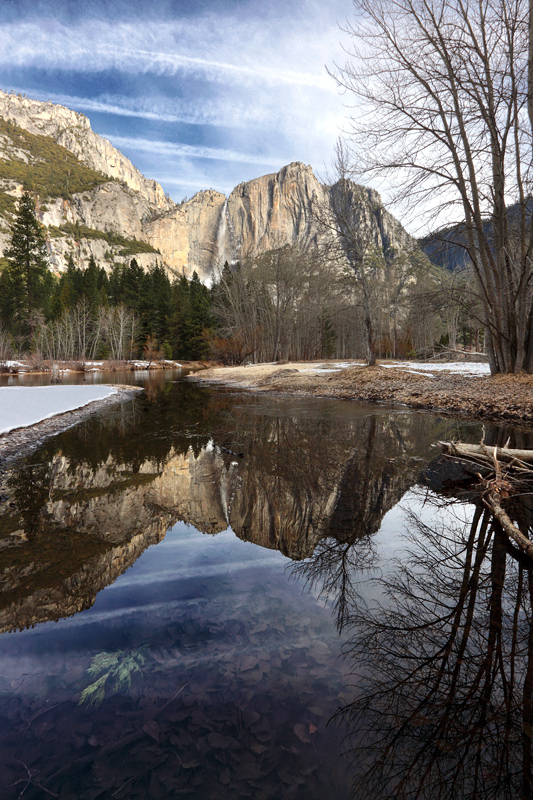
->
(437, 440, 533, 561)
(438, 441, 533, 465)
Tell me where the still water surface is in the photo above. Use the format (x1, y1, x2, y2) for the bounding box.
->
(0, 371, 530, 799)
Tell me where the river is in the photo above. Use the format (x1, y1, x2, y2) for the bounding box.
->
(0, 370, 530, 799)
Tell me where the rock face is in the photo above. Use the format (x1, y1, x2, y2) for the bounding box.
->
(0, 91, 415, 282)
(0, 90, 172, 212)
(145, 189, 227, 279)
(224, 162, 324, 261)
(328, 179, 413, 257)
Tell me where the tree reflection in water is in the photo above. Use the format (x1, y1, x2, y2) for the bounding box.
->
(3, 378, 530, 797)
(295, 492, 533, 800)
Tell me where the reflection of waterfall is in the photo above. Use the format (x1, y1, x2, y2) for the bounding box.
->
(218, 459, 241, 525)
(216, 198, 229, 265)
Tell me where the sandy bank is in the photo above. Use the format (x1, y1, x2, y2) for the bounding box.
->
(189, 360, 533, 425)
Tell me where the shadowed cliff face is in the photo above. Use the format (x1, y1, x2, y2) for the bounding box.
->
(0, 379, 463, 634)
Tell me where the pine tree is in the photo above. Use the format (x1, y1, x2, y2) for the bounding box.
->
(168, 275, 191, 357)
(122, 258, 144, 310)
(4, 190, 50, 336)
(83, 255, 100, 312)
(177, 271, 211, 359)
(139, 262, 171, 346)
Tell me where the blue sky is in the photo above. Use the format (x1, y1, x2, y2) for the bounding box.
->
(0, 0, 352, 203)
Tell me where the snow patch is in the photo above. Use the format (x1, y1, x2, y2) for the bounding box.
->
(0, 385, 116, 434)
(381, 361, 490, 377)
(298, 362, 356, 374)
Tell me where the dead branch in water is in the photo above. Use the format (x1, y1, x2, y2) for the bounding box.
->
(437, 440, 533, 560)
(438, 440, 533, 466)
(483, 494, 533, 560)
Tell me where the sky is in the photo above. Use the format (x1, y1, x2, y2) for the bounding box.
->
(0, 0, 354, 204)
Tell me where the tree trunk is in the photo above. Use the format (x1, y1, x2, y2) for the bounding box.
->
(365, 306, 376, 366)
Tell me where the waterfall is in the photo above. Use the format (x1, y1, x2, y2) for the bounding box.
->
(215, 198, 238, 268)
(225, 201, 237, 264)
(216, 198, 228, 266)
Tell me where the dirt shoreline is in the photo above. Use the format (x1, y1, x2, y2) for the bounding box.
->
(2, 362, 530, 473)
(0, 385, 143, 468)
(0, 359, 210, 376)
(189, 361, 533, 426)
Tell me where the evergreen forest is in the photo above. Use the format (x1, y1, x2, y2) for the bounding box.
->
(0, 193, 212, 361)
(0, 191, 485, 365)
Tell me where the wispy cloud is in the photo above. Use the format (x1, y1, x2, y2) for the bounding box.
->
(108, 134, 286, 167)
(0, 18, 337, 89)
(152, 177, 233, 195)
(14, 88, 278, 131)
(0, 1, 351, 205)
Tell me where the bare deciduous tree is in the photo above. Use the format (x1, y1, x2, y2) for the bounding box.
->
(316, 141, 427, 364)
(105, 305, 138, 361)
(0, 324, 14, 363)
(334, 0, 533, 373)
(213, 246, 342, 363)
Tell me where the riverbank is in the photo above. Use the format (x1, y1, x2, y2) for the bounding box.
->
(189, 360, 533, 425)
(0, 385, 142, 466)
(0, 358, 210, 375)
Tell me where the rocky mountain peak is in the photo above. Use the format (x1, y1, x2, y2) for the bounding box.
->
(0, 89, 172, 213)
(0, 91, 416, 282)
(0, 89, 91, 135)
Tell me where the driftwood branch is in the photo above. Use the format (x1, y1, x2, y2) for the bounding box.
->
(437, 440, 533, 561)
(483, 494, 533, 560)
(438, 441, 533, 464)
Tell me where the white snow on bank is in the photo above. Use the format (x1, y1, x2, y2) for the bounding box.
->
(296, 360, 490, 377)
(299, 361, 355, 374)
(381, 361, 490, 377)
(0, 385, 117, 434)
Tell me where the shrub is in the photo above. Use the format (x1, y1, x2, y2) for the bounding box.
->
(0, 118, 110, 198)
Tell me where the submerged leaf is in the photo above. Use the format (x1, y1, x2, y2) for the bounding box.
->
(79, 674, 107, 708)
(293, 723, 311, 743)
(143, 720, 161, 742)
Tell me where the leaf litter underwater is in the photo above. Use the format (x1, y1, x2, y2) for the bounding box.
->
(0, 524, 353, 800)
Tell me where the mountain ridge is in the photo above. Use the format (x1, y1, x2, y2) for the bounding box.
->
(0, 90, 172, 212)
(0, 90, 418, 283)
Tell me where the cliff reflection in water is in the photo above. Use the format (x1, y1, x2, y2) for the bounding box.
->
(0, 382, 456, 634)
(292, 435, 533, 800)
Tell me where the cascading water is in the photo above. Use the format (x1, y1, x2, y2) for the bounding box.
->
(215, 198, 238, 267)
(225, 201, 237, 263)
(216, 198, 229, 266)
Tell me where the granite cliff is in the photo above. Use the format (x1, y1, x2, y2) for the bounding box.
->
(0, 90, 171, 211)
(147, 162, 415, 280)
(0, 90, 415, 282)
